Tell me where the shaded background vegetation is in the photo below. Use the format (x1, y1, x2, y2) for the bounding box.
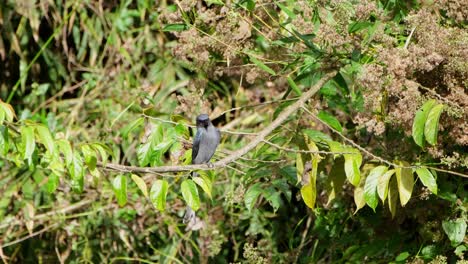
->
(0, 0, 467, 263)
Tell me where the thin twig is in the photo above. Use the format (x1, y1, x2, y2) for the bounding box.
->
(1, 223, 59, 248)
(263, 139, 357, 155)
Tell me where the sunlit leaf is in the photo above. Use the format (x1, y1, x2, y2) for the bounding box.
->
(35, 125, 55, 153)
(353, 185, 365, 214)
(395, 161, 414, 206)
(412, 99, 436, 147)
(364, 166, 388, 211)
(0, 101, 15, 122)
(81, 144, 97, 170)
(415, 167, 437, 194)
(150, 179, 169, 212)
(377, 169, 395, 202)
(287, 76, 302, 96)
(181, 179, 200, 211)
(296, 153, 304, 184)
(113, 174, 127, 207)
(424, 104, 444, 145)
(162, 23, 188, 32)
(344, 147, 362, 186)
(245, 183, 262, 212)
(21, 126, 35, 162)
(131, 174, 148, 198)
(0, 126, 9, 156)
(56, 139, 73, 166)
(121, 117, 144, 138)
(69, 152, 84, 193)
(193, 176, 212, 199)
(276, 2, 296, 18)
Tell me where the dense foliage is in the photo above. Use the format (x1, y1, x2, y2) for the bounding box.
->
(0, 0, 467, 263)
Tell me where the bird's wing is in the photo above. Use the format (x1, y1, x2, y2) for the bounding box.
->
(192, 128, 202, 164)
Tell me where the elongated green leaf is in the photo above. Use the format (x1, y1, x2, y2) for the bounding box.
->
(344, 148, 362, 186)
(0, 126, 9, 156)
(193, 176, 212, 199)
(21, 126, 35, 161)
(150, 179, 169, 212)
(442, 219, 467, 247)
(424, 104, 444, 145)
(301, 140, 319, 209)
(415, 167, 437, 194)
(388, 177, 398, 218)
(287, 76, 302, 96)
(122, 117, 144, 138)
(364, 166, 388, 211)
(131, 174, 148, 198)
(245, 183, 262, 212)
(0, 110, 4, 125)
(137, 141, 152, 167)
(377, 169, 395, 202)
(35, 125, 55, 153)
(162, 23, 188, 32)
(276, 2, 296, 18)
(69, 152, 84, 193)
(113, 175, 127, 207)
(318, 111, 343, 133)
(250, 56, 276, 75)
(301, 183, 316, 209)
(412, 100, 436, 147)
(181, 179, 200, 211)
(395, 161, 414, 206)
(56, 139, 73, 166)
(296, 153, 304, 184)
(46, 173, 59, 193)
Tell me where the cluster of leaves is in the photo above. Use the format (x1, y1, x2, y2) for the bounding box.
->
(0, 0, 467, 263)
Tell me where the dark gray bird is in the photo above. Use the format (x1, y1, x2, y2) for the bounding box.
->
(183, 114, 220, 225)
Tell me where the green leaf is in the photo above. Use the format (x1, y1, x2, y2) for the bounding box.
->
(364, 166, 388, 211)
(296, 153, 304, 184)
(344, 148, 362, 186)
(244, 183, 262, 212)
(150, 179, 169, 212)
(424, 104, 444, 145)
(442, 219, 467, 247)
(113, 175, 127, 207)
(162, 23, 187, 32)
(121, 117, 144, 138)
(137, 141, 152, 167)
(287, 76, 302, 96)
(395, 252, 410, 262)
(377, 169, 395, 202)
(21, 126, 35, 161)
(326, 158, 346, 205)
(81, 144, 97, 170)
(249, 56, 276, 75)
(275, 2, 296, 18)
(388, 177, 398, 218)
(193, 176, 212, 199)
(56, 139, 73, 166)
(46, 173, 59, 193)
(263, 187, 281, 212)
(69, 152, 84, 193)
(303, 129, 332, 143)
(0, 126, 9, 156)
(412, 99, 436, 147)
(181, 179, 200, 211)
(317, 111, 342, 133)
(395, 161, 414, 206)
(415, 167, 437, 194)
(348, 21, 374, 33)
(35, 125, 55, 153)
(131, 174, 148, 198)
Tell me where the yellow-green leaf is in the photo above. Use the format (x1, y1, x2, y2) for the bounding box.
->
(193, 176, 212, 199)
(353, 186, 366, 214)
(0, 101, 15, 122)
(35, 125, 55, 153)
(395, 161, 414, 206)
(296, 153, 304, 184)
(131, 174, 148, 198)
(388, 177, 398, 218)
(150, 179, 169, 212)
(301, 183, 316, 209)
(377, 169, 395, 202)
(287, 76, 302, 95)
(344, 148, 362, 186)
(364, 166, 388, 211)
(56, 139, 73, 166)
(181, 179, 200, 211)
(415, 167, 437, 194)
(113, 174, 127, 207)
(21, 126, 35, 161)
(412, 99, 436, 147)
(424, 104, 444, 145)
